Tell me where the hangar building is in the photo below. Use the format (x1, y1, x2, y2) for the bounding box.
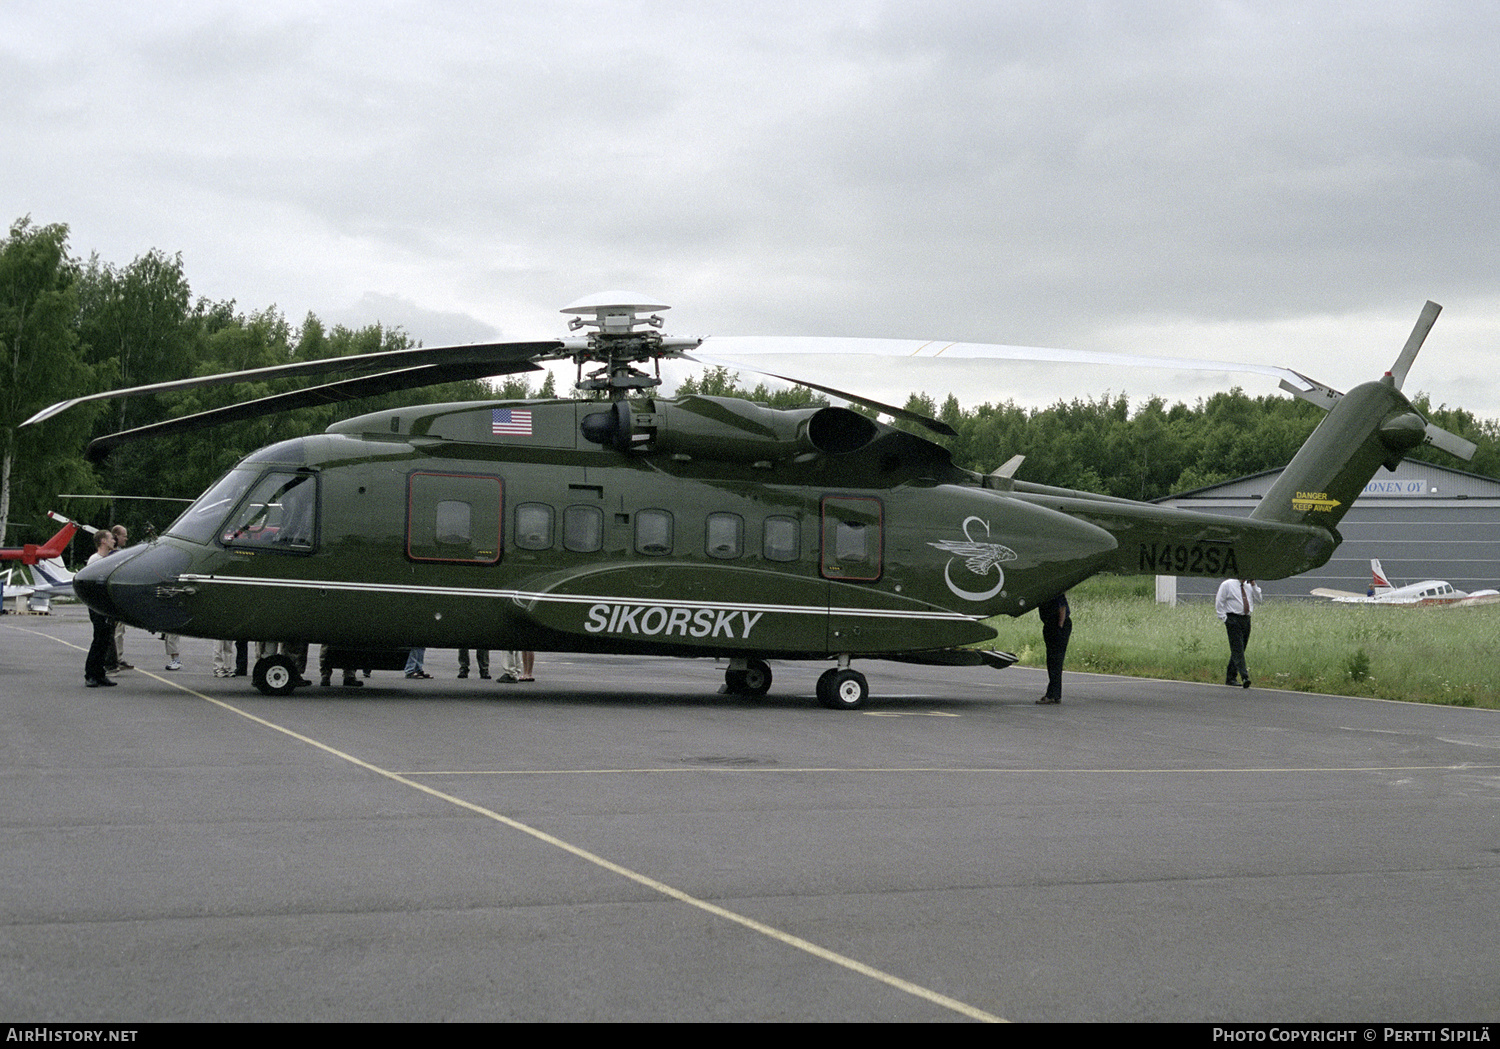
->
(1153, 459, 1500, 603)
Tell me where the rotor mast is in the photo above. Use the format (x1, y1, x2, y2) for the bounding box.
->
(561, 292, 691, 401)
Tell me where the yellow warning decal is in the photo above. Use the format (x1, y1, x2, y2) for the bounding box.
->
(1292, 491, 1341, 512)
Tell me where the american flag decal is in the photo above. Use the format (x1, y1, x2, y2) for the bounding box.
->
(491, 408, 533, 436)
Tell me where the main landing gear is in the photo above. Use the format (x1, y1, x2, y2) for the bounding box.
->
(722, 657, 870, 709)
(815, 667, 869, 710)
(722, 656, 773, 697)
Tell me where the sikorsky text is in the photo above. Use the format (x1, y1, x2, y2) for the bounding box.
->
(584, 604, 765, 639)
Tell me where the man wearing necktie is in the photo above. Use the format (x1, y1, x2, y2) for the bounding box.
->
(1215, 577, 1263, 688)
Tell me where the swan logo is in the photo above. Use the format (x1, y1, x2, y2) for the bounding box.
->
(928, 517, 1017, 602)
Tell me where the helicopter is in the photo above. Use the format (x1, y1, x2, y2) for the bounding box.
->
(26, 294, 1477, 707)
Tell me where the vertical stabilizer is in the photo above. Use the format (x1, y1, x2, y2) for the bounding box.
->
(1251, 378, 1427, 533)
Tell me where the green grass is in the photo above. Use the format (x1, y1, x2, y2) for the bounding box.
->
(983, 576, 1500, 709)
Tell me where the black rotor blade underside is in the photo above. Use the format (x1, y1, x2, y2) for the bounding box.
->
(29, 339, 564, 427)
(85, 359, 543, 462)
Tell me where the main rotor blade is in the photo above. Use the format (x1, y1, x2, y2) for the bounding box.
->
(25, 339, 565, 427)
(693, 335, 1316, 391)
(85, 359, 541, 462)
(1387, 300, 1442, 391)
(680, 351, 958, 437)
(683, 335, 1322, 438)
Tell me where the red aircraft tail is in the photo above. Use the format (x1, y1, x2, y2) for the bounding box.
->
(1, 519, 79, 564)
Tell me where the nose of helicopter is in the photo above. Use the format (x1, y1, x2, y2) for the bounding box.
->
(73, 542, 196, 632)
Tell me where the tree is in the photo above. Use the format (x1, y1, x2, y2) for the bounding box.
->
(77, 249, 194, 431)
(674, 366, 828, 409)
(0, 218, 99, 545)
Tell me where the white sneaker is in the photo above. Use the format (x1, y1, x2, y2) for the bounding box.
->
(165, 660, 182, 671)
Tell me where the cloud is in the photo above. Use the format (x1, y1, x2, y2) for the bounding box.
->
(4, 0, 1498, 417)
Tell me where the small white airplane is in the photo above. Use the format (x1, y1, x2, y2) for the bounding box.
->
(0, 512, 91, 612)
(1311, 559, 1500, 606)
(2, 560, 76, 612)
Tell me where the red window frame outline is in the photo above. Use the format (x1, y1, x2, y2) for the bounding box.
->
(819, 495, 883, 582)
(405, 471, 504, 565)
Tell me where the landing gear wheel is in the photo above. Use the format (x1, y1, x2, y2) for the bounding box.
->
(253, 654, 299, 696)
(816, 668, 869, 710)
(725, 658, 774, 697)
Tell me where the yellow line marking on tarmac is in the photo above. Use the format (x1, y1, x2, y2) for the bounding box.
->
(139, 673, 1007, 1024)
(6, 621, 87, 650)
(9, 623, 181, 690)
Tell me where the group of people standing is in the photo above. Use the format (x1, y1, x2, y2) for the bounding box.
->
(455, 649, 534, 683)
(82, 524, 539, 689)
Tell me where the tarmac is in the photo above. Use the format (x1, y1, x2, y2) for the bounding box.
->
(3, 607, 1498, 1022)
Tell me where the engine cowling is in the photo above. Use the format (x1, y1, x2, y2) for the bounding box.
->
(582, 395, 881, 462)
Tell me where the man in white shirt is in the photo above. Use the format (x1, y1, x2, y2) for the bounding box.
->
(1215, 577, 1262, 689)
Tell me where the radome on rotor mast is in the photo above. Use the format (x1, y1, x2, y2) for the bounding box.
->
(31, 292, 1476, 707)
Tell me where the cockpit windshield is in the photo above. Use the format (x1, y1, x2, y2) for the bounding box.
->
(166, 468, 259, 545)
(165, 467, 318, 552)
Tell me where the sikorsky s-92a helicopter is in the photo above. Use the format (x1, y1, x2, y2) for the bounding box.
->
(28, 294, 1477, 706)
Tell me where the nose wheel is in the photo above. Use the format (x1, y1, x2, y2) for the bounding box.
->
(816, 668, 869, 709)
(252, 654, 300, 696)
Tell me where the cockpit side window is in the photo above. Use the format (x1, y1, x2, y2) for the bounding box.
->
(221, 470, 320, 553)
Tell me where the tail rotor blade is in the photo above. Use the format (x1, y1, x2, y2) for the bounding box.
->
(1388, 300, 1442, 391)
(1423, 422, 1477, 461)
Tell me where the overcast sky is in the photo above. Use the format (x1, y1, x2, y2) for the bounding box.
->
(6, 1, 1499, 422)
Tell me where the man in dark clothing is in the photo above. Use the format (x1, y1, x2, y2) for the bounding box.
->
(84, 530, 117, 687)
(1036, 591, 1071, 705)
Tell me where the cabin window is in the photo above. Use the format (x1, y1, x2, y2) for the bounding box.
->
(763, 515, 799, 562)
(515, 503, 554, 550)
(820, 495, 882, 581)
(705, 513, 743, 559)
(406, 472, 502, 564)
(220, 470, 319, 553)
(564, 505, 603, 552)
(636, 509, 673, 555)
(435, 500, 471, 544)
